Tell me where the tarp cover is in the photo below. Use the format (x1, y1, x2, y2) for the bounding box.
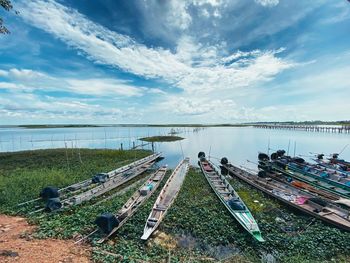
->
(95, 212, 120, 234)
(40, 187, 59, 200)
(228, 198, 246, 211)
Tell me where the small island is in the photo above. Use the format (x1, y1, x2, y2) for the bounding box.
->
(139, 136, 184, 142)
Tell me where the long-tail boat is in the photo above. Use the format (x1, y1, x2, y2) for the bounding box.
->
(327, 153, 350, 168)
(313, 154, 350, 174)
(141, 158, 190, 240)
(264, 169, 350, 208)
(18, 152, 162, 208)
(198, 152, 264, 242)
(29, 156, 159, 214)
(94, 166, 168, 243)
(280, 155, 350, 190)
(258, 153, 350, 199)
(221, 158, 350, 232)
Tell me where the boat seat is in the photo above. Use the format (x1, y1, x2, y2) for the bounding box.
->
(318, 211, 334, 216)
(154, 205, 167, 211)
(219, 191, 232, 195)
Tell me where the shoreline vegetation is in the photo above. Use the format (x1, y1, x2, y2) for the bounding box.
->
(0, 120, 349, 129)
(1, 149, 350, 262)
(139, 136, 184, 142)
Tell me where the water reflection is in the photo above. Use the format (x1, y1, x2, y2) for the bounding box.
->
(0, 126, 349, 169)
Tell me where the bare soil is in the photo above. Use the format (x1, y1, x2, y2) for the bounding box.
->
(0, 214, 91, 263)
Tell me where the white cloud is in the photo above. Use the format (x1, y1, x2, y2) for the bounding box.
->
(12, 0, 311, 123)
(165, 0, 226, 29)
(66, 78, 143, 97)
(17, 0, 295, 96)
(0, 68, 147, 97)
(0, 92, 142, 122)
(7, 68, 48, 80)
(161, 97, 218, 116)
(166, 1, 193, 30)
(0, 69, 9, 77)
(0, 82, 27, 90)
(321, 2, 350, 24)
(255, 0, 279, 7)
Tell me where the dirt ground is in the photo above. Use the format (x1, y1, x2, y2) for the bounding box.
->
(0, 214, 91, 263)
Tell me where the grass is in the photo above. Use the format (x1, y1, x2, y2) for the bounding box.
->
(139, 136, 184, 142)
(1, 149, 350, 262)
(0, 148, 150, 213)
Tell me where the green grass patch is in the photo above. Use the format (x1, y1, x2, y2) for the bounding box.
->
(0, 148, 151, 213)
(2, 150, 350, 262)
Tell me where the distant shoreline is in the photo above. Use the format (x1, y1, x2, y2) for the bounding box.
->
(139, 135, 184, 142)
(0, 121, 349, 129)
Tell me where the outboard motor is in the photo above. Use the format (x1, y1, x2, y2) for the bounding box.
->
(258, 153, 269, 161)
(258, 161, 272, 172)
(277, 150, 286, 157)
(95, 212, 120, 234)
(270, 152, 278, 160)
(45, 197, 62, 212)
(198, 152, 205, 158)
(198, 152, 206, 162)
(317, 154, 324, 160)
(220, 157, 228, 165)
(40, 186, 59, 200)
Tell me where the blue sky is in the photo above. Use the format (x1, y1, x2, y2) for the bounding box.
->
(0, 0, 349, 124)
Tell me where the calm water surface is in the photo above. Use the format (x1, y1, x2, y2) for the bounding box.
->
(0, 126, 349, 169)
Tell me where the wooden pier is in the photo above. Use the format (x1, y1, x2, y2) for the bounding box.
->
(253, 125, 350, 134)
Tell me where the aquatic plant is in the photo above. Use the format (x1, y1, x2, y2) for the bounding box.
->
(2, 150, 350, 262)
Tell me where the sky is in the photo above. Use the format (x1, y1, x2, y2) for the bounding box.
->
(0, 0, 349, 124)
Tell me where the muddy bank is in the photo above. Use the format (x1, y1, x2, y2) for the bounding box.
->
(0, 214, 91, 263)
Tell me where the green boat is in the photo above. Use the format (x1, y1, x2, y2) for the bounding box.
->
(198, 152, 264, 242)
(263, 161, 350, 199)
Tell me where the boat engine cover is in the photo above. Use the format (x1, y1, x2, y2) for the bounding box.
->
(270, 152, 278, 160)
(220, 157, 228, 165)
(140, 185, 152, 196)
(40, 186, 59, 200)
(198, 152, 205, 158)
(277, 150, 286, 157)
(227, 198, 246, 211)
(95, 213, 120, 234)
(258, 153, 270, 161)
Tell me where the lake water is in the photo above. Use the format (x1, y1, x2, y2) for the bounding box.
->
(0, 126, 349, 170)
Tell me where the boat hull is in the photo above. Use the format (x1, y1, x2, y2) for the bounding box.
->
(199, 156, 264, 242)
